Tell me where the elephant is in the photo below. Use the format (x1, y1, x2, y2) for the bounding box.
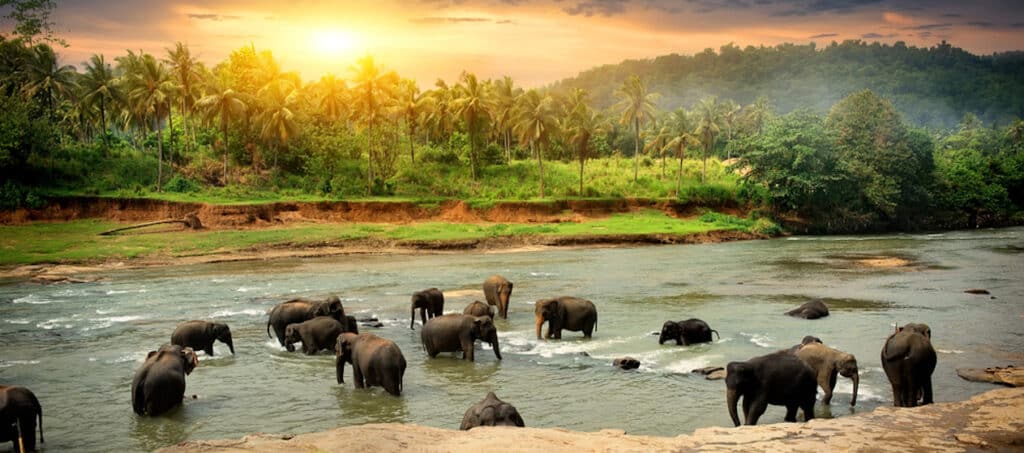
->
(483, 275, 513, 319)
(335, 332, 407, 396)
(0, 385, 43, 453)
(881, 323, 937, 407)
(788, 335, 823, 352)
(795, 342, 859, 406)
(658, 318, 719, 345)
(131, 344, 198, 416)
(170, 320, 235, 356)
(460, 392, 525, 430)
(410, 288, 444, 330)
(421, 314, 502, 361)
(284, 316, 347, 355)
(785, 299, 829, 319)
(535, 296, 598, 340)
(726, 350, 817, 426)
(463, 300, 494, 319)
(613, 357, 641, 370)
(267, 296, 345, 351)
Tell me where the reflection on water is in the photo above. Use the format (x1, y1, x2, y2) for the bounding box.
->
(0, 227, 1022, 452)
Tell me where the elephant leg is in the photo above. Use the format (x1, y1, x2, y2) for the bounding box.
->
(353, 365, 366, 389)
(582, 325, 594, 338)
(784, 404, 798, 422)
(921, 377, 934, 405)
(820, 371, 836, 405)
(746, 395, 768, 426)
(464, 341, 475, 361)
(891, 381, 905, 407)
(206, 343, 215, 356)
(554, 328, 562, 339)
(676, 338, 683, 346)
(18, 415, 37, 451)
(420, 308, 427, 327)
(801, 397, 816, 421)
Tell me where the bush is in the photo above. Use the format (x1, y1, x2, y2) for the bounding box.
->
(163, 175, 200, 193)
(750, 218, 783, 235)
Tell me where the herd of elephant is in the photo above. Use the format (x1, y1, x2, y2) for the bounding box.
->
(1, 282, 939, 452)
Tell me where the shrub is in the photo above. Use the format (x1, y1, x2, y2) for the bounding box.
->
(163, 175, 200, 193)
(751, 218, 783, 236)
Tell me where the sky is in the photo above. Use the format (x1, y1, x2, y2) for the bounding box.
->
(7, 0, 1024, 87)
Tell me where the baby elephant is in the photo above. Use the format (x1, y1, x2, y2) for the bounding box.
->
(336, 333, 407, 396)
(131, 344, 198, 416)
(0, 385, 44, 452)
(786, 299, 830, 319)
(171, 320, 234, 356)
(795, 342, 859, 405)
(284, 316, 347, 355)
(421, 314, 502, 361)
(460, 392, 525, 430)
(659, 318, 720, 345)
(882, 323, 936, 407)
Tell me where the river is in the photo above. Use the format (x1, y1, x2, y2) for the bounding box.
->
(1, 227, 1022, 451)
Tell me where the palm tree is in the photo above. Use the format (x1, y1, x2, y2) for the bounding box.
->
(642, 119, 671, 177)
(316, 74, 349, 126)
(694, 97, 724, 183)
(662, 108, 696, 194)
(196, 75, 247, 184)
(1007, 119, 1024, 146)
(350, 55, 398, 195)
(20, 43, 76, 120)
(393, 79, 426, 163)
(720, 100, 740, 159)
(423, 79, 455, 147)
(453, 71, 490, 180)
(489, 75, 520, 163)
(563, 88, 601, 195)
(614, 75, 658, 183)
(80, 54, 121, 154)
(257, 79, 300, 171)
(514, 89, 559, 198)
(123, 53, 176, 191)
(165, 42, 202, 155)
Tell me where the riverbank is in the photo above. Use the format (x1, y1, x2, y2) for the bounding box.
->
(157, 387, 1024, 452)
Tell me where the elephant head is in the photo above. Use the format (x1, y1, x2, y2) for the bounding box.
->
(181, 347, 198, 375)
(725, 361, 754, 427)
(210, 322, 235, 355)
(658, 321, 681, 345)
(335, 332, 359, 384)
(471, 317, 502, 360)
(899, 323, 931, 339)
(315, 296, 345, 321)
(836, 353, 859, 406)
(535, 298, 561, 339)
(284, 324, 302, 351)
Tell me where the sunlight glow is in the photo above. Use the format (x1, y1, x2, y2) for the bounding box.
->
(313, 29, 359, 56)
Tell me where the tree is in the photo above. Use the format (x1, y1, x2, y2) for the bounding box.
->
(350, 55, 397, 195)
(122, 53, 175, 190)
(80, 53, 120, 154)
(934, 147, 1009, 228)
(563, 88, 601, 195)
(316, 74, 348, 125)
(257, 79, 300, 171)
(694, 97, 724, 183)
(453, 71, 490, 180)
(489, 75, 520, 163)
(393, 79, 424, 163)
(196, 75, 247, 184)
(514, 89, 558, 198)
(0, 0, 64, 45)
(19, 43, 74, 120)
(662, 108, 696, 194)
(165, 42, 202, 155)
(614, 75, 658, 182)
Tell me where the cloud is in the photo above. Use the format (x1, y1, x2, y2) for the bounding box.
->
(903, 23, 952, 30)
(410, 16, 493, 24)
(564, 0, 630, 17)
(862, 32, 898, 38)
(967, 21, 994, 27)
(941, 13, 962, 18)
(808, 32, 839, 38)
(774, 0, 884, 17)
(187, 13, 240, 21)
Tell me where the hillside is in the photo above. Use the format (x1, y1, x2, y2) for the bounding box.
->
(552, 40, 1024, 128)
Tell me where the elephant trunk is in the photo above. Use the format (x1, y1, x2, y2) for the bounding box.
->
(726, 387, 741, 427)
(410, 305, 417, 330)
(658, 330, 668, 345)
(850, 371, 859, 406)
(535, 315, 544, 340)
(491, 332, 502, 360)
(225, 335, 235, 355)
(336, 358, 345, 384)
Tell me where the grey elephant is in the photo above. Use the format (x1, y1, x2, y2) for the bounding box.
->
(171, 320, 235, 356)
(795, 342, 859, 405)
(463, 300, 493, 319)
(788, 335, 823, 352)
(410, 288, 444, 330)
(881, 323, 936, 407)
(421, 314, 502, 361)
(785, 299, 829, 319)
(0, 385, 44, 453)
(483, 275, 513, 319)
(658, 318, 719, 345)
(726, 350, 817, 426)
(284, 316, 347, 355)
(131, 344, 198, 416)
(267, 296, 345, 351)
(335, 332, 407, 396)
(460, 392, 525, 430)
(535, 296, 598, 340)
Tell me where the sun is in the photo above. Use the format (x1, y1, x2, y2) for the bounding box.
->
(313, 29, 358, 55)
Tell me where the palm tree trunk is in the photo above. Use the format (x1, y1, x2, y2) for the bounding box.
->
(661, 152, 666, 177)
(366, 124, 374, 196)
(677, 145, 684, 195)
(579, 155, 584, 196)
(100, 99, 108, 156)
(408, 120, 416, 163)
(633, 118, 640, 182)
(222, 122, 229, 185)
(156, 119, 164, 192)
(167, 105, 174, 178)
(536, 142, 545, 198)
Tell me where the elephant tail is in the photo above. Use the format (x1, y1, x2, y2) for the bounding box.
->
(266, 320, 272, 339)
(28, 389, 43, 444)
(711, 329, 720, 340)
(131, 374, 147, 416)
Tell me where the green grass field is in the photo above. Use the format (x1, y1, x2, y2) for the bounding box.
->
(0, 210, 772, 266)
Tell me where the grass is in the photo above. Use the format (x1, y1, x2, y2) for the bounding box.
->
(0, 210, 768, 266)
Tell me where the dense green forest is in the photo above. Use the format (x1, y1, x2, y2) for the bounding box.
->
(553, 40, 1024, 129)
(0, 4, 1022, 233)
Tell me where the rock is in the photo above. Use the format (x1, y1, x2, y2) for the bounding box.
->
(613, 357, 640, 370)
(956, 366, 1024, 387)
(360, 322, 384, 328)
(357, 317, 379, 323)
(691, 366, 724, 375)
(964, 289, 991, 295)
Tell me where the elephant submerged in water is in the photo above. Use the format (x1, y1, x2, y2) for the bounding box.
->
(658, 318, 719, 345)
(460, 392, 525, 430)
(267, 296, 345, 351)
(336, 333, 407, 396)
(421, 314, 502, 361)
(726, 350, 817, 426)
(535, 296, 597, 340)
(410, 288, 444, 330)
(882, 323, 936, 407)
(0, 385, 44, 453)
(171, 320, 234, 356)
(786, 299, 829, 319)
(795, 342, 859, 406)
(131, 344, 198, 416)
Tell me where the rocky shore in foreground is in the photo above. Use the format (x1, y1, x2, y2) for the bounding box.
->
(158, 387, 1024, 452)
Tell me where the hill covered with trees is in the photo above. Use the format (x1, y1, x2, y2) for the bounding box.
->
(552, 40, 1024, 129)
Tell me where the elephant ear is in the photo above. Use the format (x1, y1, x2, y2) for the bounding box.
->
(181, 347, 198, 375)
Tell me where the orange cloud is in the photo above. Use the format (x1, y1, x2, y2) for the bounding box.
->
(883, 12, 915, 26)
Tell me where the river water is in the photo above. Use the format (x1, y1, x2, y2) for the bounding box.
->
(1, 228, 1022, 451)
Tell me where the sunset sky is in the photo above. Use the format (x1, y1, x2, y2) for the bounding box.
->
(11, 0, 1024, 87)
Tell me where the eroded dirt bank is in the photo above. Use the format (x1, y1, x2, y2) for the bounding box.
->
(158, 387, 1024, 452)
(0, 196, 737, 227)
